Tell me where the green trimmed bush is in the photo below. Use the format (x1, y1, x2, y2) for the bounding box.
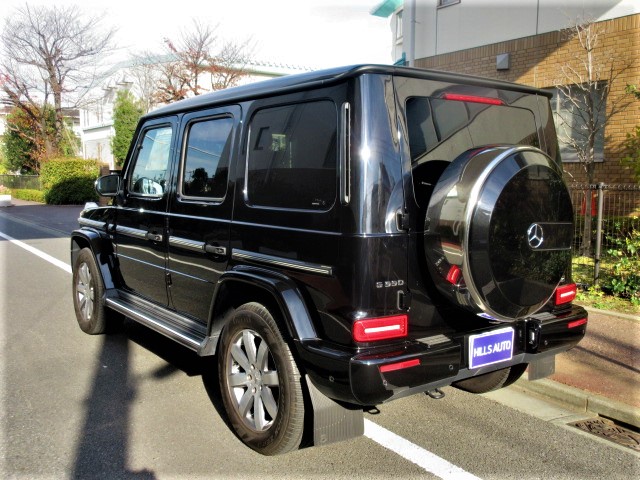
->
(11, 189, 45, 203)
(40, 157, 99, 205)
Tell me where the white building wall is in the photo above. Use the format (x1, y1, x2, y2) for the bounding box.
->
(394, 0, 640, 61)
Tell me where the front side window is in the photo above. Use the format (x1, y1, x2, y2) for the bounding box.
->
(182, 116, 234, 199)
(129, 125, 173, 196)
(246, 101, 337, 210)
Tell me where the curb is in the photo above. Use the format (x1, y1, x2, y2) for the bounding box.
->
(581, 305, 640, 322)
(515, 378, 640, 429)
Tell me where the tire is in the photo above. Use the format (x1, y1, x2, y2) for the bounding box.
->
(453, 363, 528, 394)
(72, 247, 114, 334)
(218, 302, 305, 455)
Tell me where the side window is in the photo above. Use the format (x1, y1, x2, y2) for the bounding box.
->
(182, 116, 234, 199)
(129, 125, 173, 196)
(247, 101, 337, 210)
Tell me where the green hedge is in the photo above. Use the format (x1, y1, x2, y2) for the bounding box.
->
(40, 157, 99, 205)
(11, 189, 45, 203)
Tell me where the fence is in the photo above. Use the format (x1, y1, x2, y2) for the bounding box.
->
(0, 174, 41, 190)
(568, 183, 640, 286)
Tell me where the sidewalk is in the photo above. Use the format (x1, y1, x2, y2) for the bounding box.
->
(516, 306, 640, 428)
(2, 200, 639, 427)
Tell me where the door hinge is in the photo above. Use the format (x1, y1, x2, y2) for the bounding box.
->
(165, 272, 172, 286)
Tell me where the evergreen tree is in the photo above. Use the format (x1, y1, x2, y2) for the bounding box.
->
(111, 90, 143, 167)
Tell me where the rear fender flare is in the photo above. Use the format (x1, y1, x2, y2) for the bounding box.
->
(203, 267, 318, 355)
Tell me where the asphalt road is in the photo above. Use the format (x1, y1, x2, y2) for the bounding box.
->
(0, 205, 638, 479)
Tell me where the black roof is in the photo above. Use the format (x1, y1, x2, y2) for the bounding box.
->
(146, 64, 552, 119)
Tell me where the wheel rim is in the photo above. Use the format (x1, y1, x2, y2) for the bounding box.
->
(225, 329, 280, 432)
(76, 262, 94, 322)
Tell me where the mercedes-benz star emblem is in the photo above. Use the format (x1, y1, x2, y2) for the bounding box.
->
(527, 223, 544, 249)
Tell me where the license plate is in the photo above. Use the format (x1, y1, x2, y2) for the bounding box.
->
(468, 327, 514, 369)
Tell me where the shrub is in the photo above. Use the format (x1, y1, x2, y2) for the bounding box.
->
(44, 177, 98, 205)
(603, 220, 640, 305)
(40, 157, 100, 205)
(11, 189, 45, 203)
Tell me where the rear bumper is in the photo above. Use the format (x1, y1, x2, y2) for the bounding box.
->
(299, 305, 588, 405)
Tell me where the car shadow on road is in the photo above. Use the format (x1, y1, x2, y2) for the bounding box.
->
(72, 331, 157, 479)
(72, 319, 233, 478)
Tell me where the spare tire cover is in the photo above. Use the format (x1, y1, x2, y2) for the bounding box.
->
(424, 146, 573, 321)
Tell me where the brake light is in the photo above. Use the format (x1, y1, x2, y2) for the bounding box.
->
(442, 93, 504, 105)
(352, 315, 408, 342)
(379, 359, 420, 373)
(555, 283, 577, 305)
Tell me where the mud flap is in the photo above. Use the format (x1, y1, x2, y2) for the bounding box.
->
(305, 375, 364, 446)
(528, 355, 556, 380)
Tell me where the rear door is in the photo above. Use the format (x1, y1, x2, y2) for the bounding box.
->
(166, 106, 239, 322)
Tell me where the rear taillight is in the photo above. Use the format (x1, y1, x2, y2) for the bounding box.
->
(442, 93, 504, 105)
(555, 283, 577, 305)
(352, 314, 408, 342)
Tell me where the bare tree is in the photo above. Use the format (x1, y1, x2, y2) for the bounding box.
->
(210, 39, 253, 91)
(555, 19, 633, 184)
(1, 3, 115, 157)
(152, 20, 253, 104)
(554, 19, 634, 255)
(128, 52, 163, 113)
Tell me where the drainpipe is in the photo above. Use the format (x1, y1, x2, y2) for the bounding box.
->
(407, 0, 416, 67)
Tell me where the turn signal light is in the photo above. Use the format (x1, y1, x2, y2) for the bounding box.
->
(442, 93, 504, 105)
(353, 315, 408, 342)
(555, 283, 577, 305)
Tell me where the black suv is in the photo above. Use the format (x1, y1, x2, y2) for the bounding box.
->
(71, 65, 587, 455)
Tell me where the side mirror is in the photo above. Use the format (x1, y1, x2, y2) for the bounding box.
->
(95, 174, 121, 197)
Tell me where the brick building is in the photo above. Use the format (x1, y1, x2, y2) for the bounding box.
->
(372, 0, 639, 184)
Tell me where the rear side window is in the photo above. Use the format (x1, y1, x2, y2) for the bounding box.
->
(182, 116, 234, 199)
(406, 97, 539, 162)
(246, 101, 337, 210)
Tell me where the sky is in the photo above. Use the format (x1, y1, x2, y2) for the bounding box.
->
(0, 0, 393, 70)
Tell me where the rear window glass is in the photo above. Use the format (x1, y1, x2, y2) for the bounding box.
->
(406, 97, 539, 162)
(247, 101, 337, 210)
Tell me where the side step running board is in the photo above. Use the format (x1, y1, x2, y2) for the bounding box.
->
(105, 295, 206, 352)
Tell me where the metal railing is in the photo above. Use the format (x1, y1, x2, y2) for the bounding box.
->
(568, 183, 640, 286)
(0, 174, 42, 190)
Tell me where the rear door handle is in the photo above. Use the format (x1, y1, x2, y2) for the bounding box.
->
(146, 232, 163, 242)
(204, 244, 226, 256)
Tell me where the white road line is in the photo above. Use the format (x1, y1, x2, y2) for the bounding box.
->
(0, 230, 71, 274)
(364, 419, 481, 480)
(2, 229, 482, 480)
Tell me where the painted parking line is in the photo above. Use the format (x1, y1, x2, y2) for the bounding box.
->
(1, 229, 481, 480)
(0, 230, 71, 273)
(364, 419, 481, 480)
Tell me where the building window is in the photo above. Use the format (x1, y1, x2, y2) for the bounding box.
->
(547, 84, 606, 163)
(438, 0, 461, 8)
(395, 9, 403, 42)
